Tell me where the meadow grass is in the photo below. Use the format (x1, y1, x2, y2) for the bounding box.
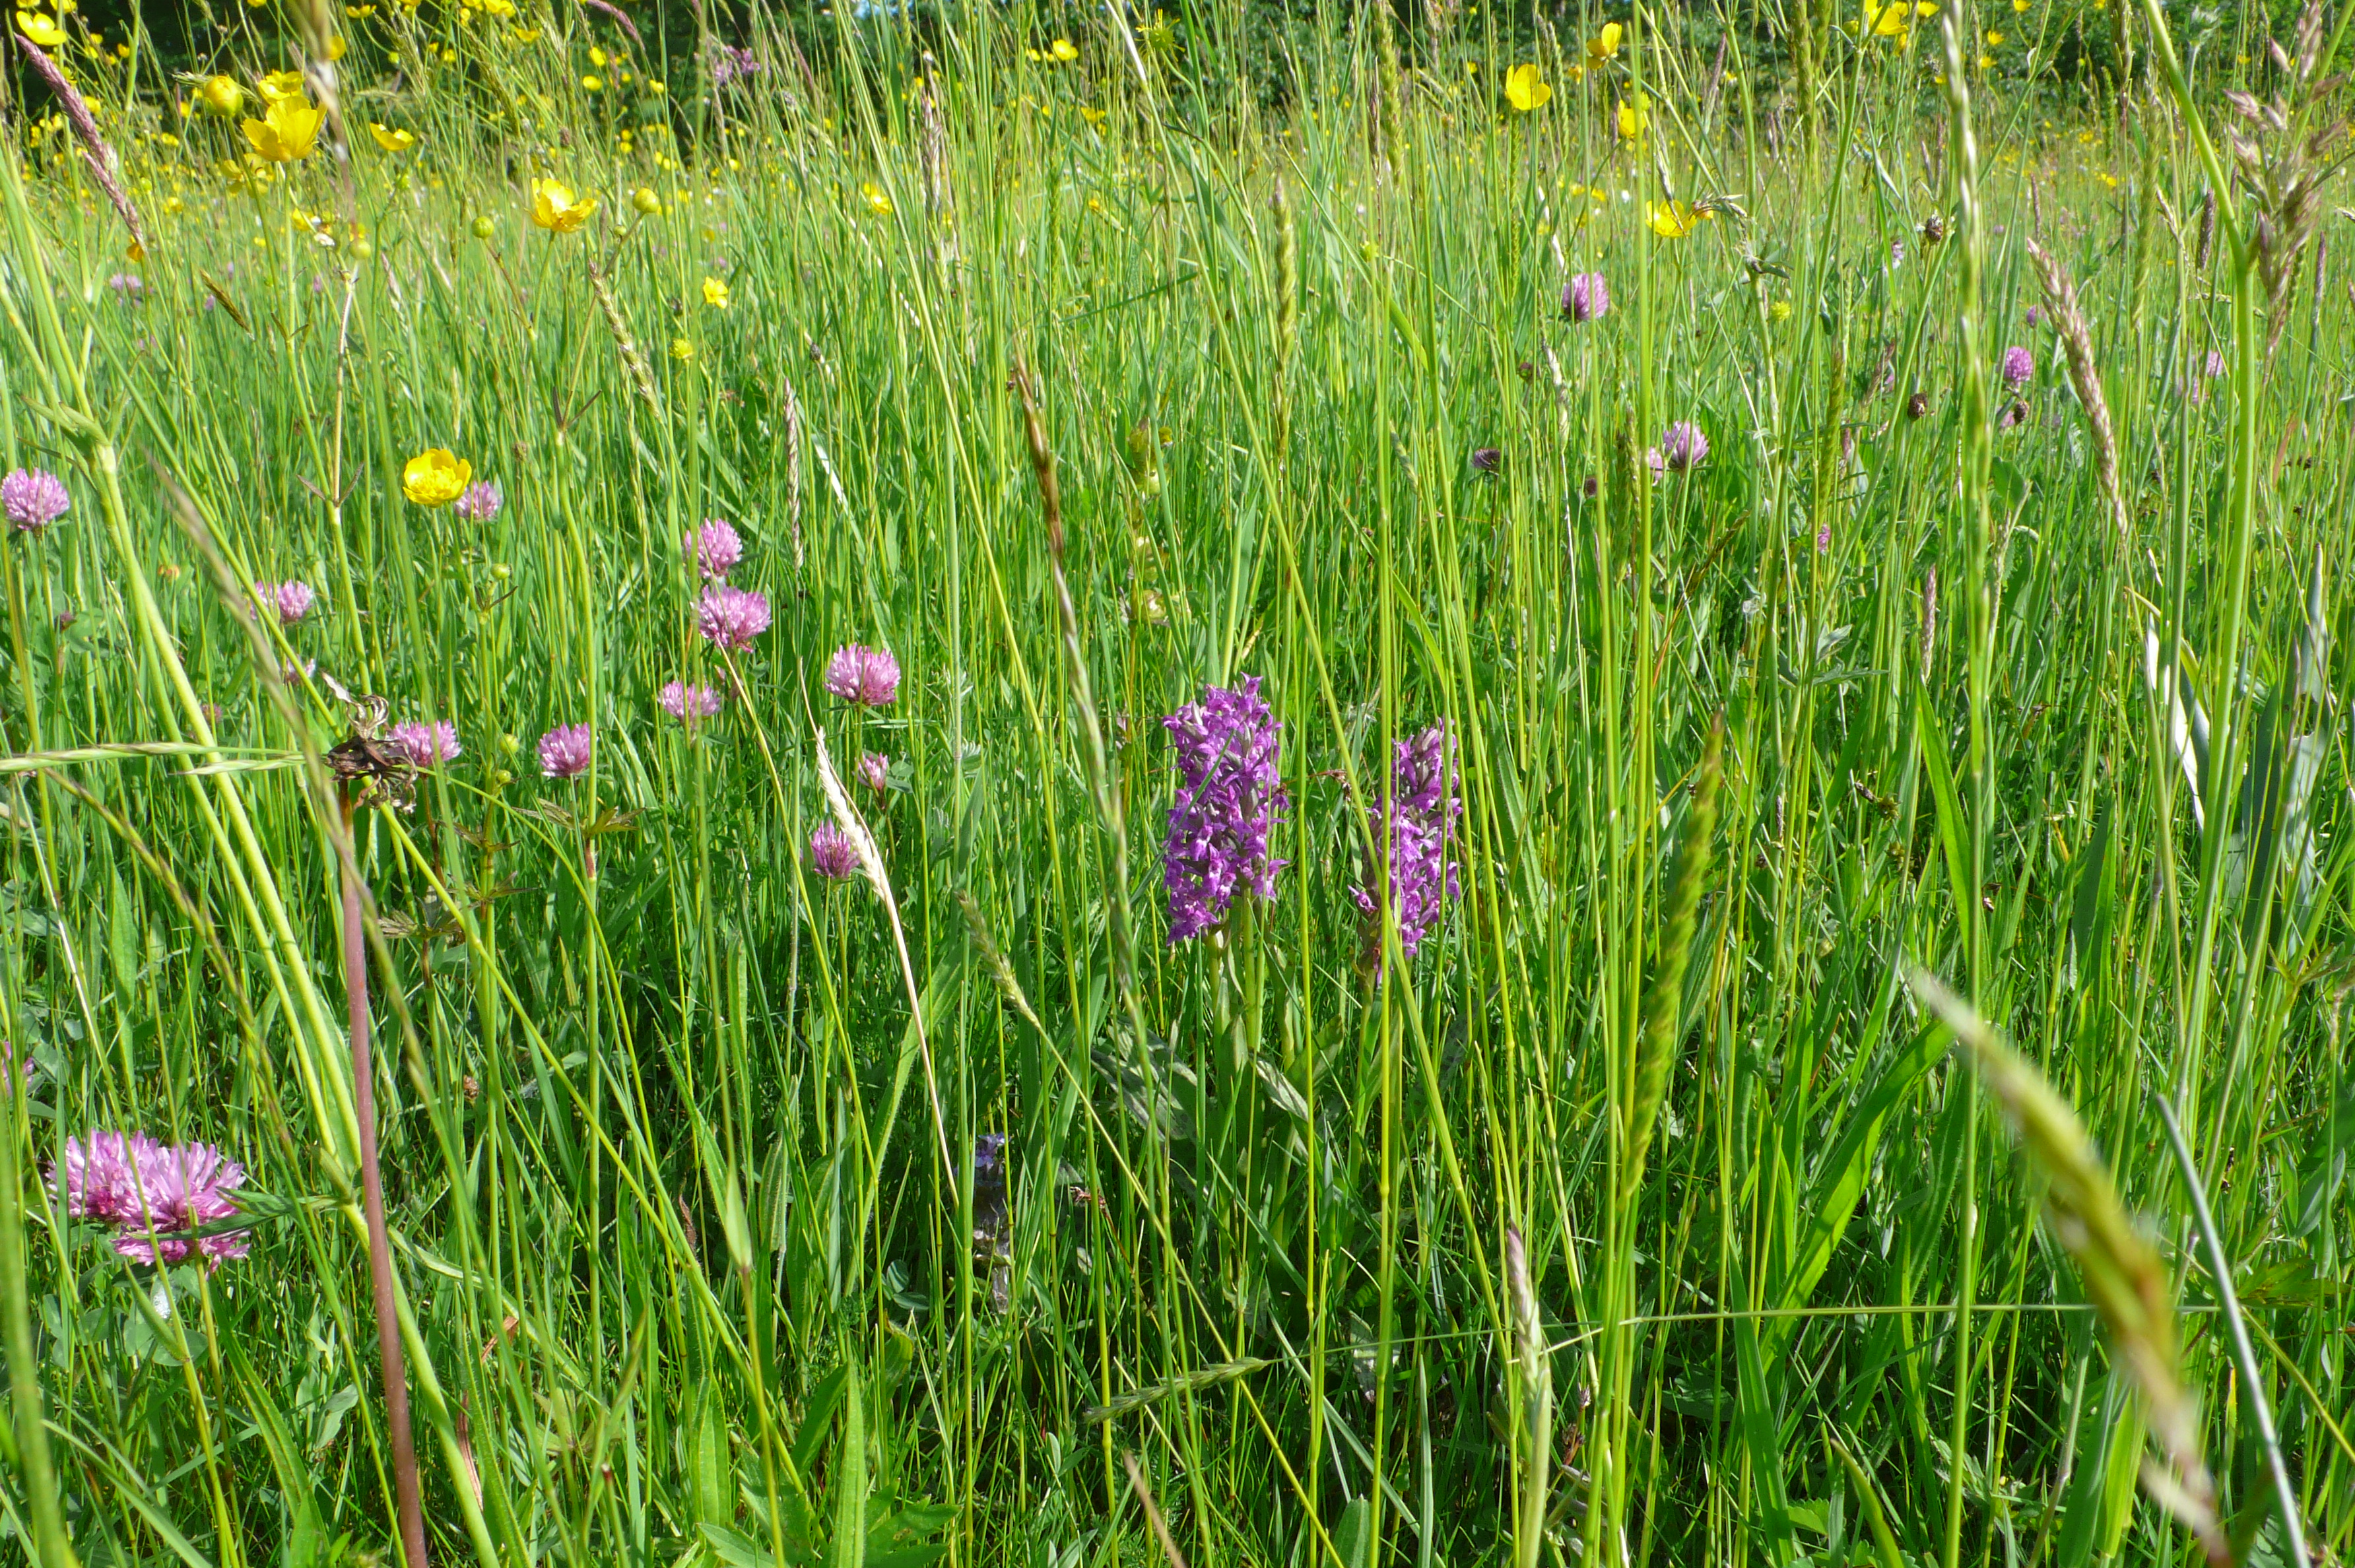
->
(0, 0, 2349, 1563)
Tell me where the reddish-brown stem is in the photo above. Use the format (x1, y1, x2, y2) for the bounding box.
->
(341, 793, 429, 1568)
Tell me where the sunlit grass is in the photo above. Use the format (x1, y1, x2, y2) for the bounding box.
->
(0, 0, 2348, 1565)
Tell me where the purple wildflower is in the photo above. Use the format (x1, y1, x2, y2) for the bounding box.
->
(809, 822, 860, 880)
(972, 1132, 1009, 1231)
(389, 720, 461, 768)
(110, 1142, 251, 1265)
(697, 585, 772, 652)
(53, 1132, 250, 1266)
(857, 751, 890, 794)
(1160, 676, 1288, 942)
(538, 724, 593, 779)
(1471, 447, 1502, 473)
(657, 680, 724, 725)
(712, 42, 763, 89)
(1562, 272, 1609, 323)
(255, 580, 317, 625)
(1890, 240, 1905, 265)
(2203, 348, 2227, 379)
(2001, 345, 2035, 387)
(56, 1132, 151, 1226)
(1647, 421, 1710, 476)
(108, 272, 145, 302)
(3, 468, 70, 533)
(687, 518, 743, 579)
(2026, 304, 2045, 328)
(1352, 721, 1460, 962)
(452, 480, 503, 521)
(824, 644, 902, 707)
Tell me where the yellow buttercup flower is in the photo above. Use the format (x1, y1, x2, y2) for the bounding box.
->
(16, 10, 64, 44)
(1587, 20, 1620, 61)
(529, 177, 597, 232)
(368, 122, 416, 152)
(1647, 199, 1703, 238)
(198, 73, 244, 115)
(257, 68, 306, 100)
(1615, 94, 1648, 141)
(242, 96, 322, 162)
(860, 181, 892, 214)
(702, 276, 729, 309)
(670, 336, 695, 361)
(1505, 63, 1550, 112)
(1049, 36, 1078, 59)
(401, 449, 471, 507)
